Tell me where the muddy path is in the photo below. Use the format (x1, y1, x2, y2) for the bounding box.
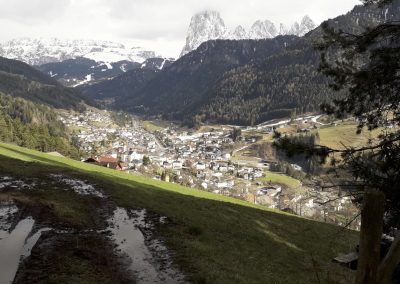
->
(0, 174, 187, 284)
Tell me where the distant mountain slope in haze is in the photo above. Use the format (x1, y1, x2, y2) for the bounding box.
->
(36, 57, 141, 87)
(0, 56, 92, 110)
(36, 56, 175, 88)
(80, 58, 174, 103)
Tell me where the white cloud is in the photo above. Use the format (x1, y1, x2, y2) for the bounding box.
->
(0, 0, 71, 23)
(0, 0, 361, 58)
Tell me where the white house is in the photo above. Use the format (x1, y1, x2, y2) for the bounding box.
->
(172, 161, 183, 170)
(216, 182, 228, 188)
(196, 163, 206, 170)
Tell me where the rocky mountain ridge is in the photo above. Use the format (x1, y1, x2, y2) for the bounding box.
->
(180, 11, 316, 56)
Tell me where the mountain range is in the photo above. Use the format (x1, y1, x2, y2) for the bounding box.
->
(180, 11, 316, 56)
(86, 0, 399, 126)
(0, 38, 173, 87)
(0, 38, 157, 66)
(1, 0, 399, 127)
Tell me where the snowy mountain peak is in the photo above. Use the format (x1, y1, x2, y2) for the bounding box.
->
(0, 38, 158, 65)
(180, 10, 227, 57)
(180, 11, 317, 56)
(299, 15, 316, 36)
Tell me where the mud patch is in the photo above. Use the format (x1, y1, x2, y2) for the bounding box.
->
(107, 207, 186, 283)
(14, 231, 133, 284)
(50, 174, 105, 198)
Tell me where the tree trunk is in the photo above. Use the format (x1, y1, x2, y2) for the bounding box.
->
(355, 189, 385, 284)
(377, 234, 400, 284)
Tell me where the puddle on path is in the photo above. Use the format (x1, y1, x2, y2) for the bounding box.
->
(50, 174, 105, 198)
(20, 227, 52, 259)
(0, 202, 52, 284)
(0, 210, 34, 284)
(107, 207, 186, 284)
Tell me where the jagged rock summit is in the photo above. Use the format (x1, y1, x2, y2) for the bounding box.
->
(180, 11, 228, 57)
(180, 11, 316, 56)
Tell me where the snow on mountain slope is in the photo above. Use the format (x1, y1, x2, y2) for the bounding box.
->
(232, 25, 247, 40)
(248, 20, 278, 39)
(36, 56, 174, 88)
(180, 12, 316, 56)
(0, 38, 157, 66)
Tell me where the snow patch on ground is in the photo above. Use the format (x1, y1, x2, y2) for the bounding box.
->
(0, 201, 19, 234)
(158, 59, 166, 70)
(50, 174, 105, 198)
(120, 63, 128, 72)
(104, 62, 113, 69)
(72, 74, 93, 87)
(0, 176, 35, 190)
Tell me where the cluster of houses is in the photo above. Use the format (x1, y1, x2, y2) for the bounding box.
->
(60, 110, 360, 229)
(60, 110, 298, 199)
(59, 109, 162, 155)
(152, 128, 270, 194)
(61, 112, 271, 197)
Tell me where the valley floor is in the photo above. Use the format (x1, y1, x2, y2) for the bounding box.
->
(0, 142, 359, 283)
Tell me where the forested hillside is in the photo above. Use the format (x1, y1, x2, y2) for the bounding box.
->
(197, 39, 337, 125)
(0, 56, 91, 110)
(114, 36, 298, 122)
(0, 93, 80, 158)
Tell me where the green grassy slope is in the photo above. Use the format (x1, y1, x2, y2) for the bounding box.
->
(0, 142, 358, 283)
(259, 171, 302, 189)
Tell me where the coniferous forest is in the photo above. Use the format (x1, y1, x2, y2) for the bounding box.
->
(0, 93, 80, 158)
